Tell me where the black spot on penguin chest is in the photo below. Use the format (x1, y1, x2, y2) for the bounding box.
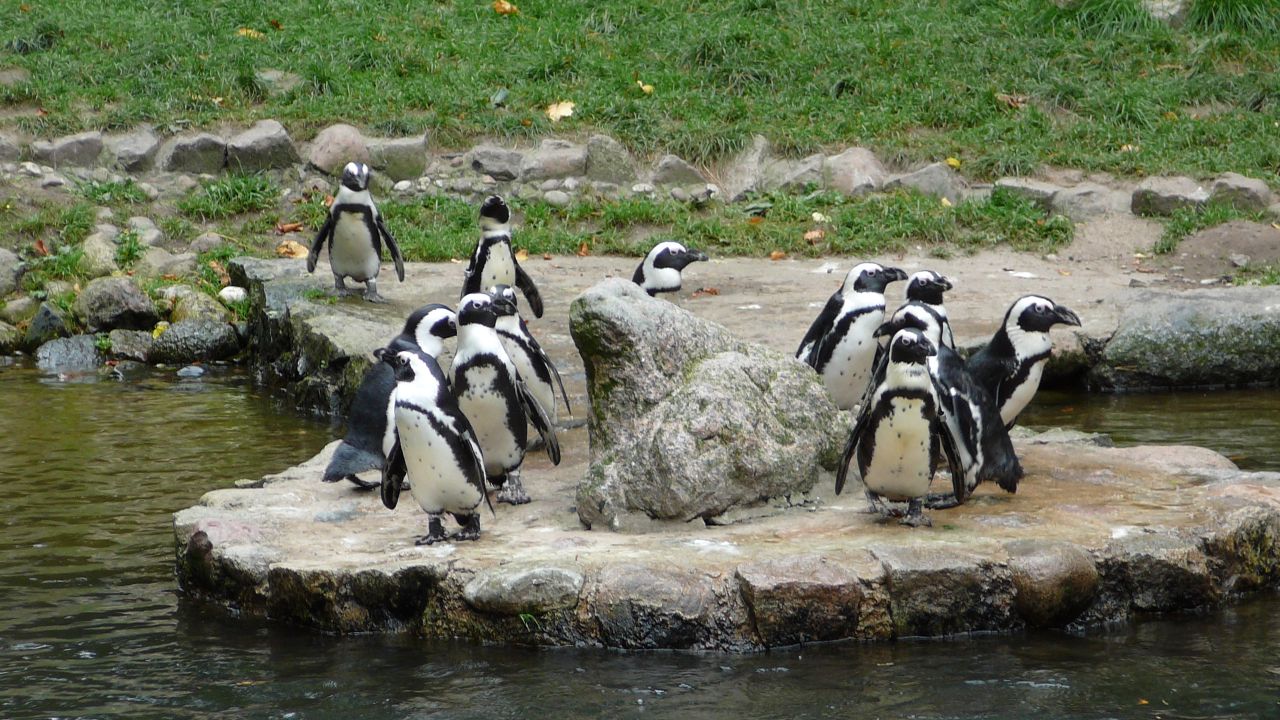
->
(455, 355, 527, 444)
(857, 388, 936, 473)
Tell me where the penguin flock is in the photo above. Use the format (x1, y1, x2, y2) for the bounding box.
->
(310, 165, 1079, 542)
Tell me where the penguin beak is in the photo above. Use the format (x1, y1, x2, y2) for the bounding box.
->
(873, 322, 896, 339)
(935, 275, 953, 292)
(886, 267, 909, 282)
(1053, 304, 1082, 327)
(492, 297, 517, 317)
(439, 316, 458, 338)
(373, 347, 391, 364)
(687, 249, 709, 263)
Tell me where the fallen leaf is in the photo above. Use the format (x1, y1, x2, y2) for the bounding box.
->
(276, 239, 309, 259)
(323, 194, 334, 207)
(275, 221, 303, 234)
(637, 80, 654, 94)
(36, 107, 48, 117)
(576, 242, 590, 257)
(33, 239, 48, 256)
(1057, 269, 1072, 276)
(803, 229, 825, 243)
(690, 287, 720, 298)
(1163, 110, 1178, 121)
(995, 93, 1028, 109)
(940, 197, 953, 207)
(161, 274, 179, 282)
(236, 27, 265, 40)
(747, 216, 764, 226)
(520, 118, 533, 127)
(1119, 143, 1139, 153)
(268, 18, 283, 30)
(493, 0, 520, 14)
(769, 250, 786, 261)
(208, 261, 231, 286)
(542, 253, 552, 260)
(546, 100, 575, 122)
(1137, 699, 1149, 706)
(152, 322, 170, 339)
(515, 248, 529, 261)
(20, 3, 31, 11)
(1272, 223, 1280, 230)
(811, 211, 830, 223)
(945, 156, 962, 169)
(372, 32, 387, 43)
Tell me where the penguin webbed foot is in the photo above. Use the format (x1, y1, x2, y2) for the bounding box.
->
(333, 277, 355, 297)
(495, 473, 531, 505)
(345, 474, 379, 491)
(450, 513, 481, 542)
(865, 490, 899, 517)
(363, 280, 388, 304)
(924, 492, 962, 510)
(415, 516, 448, 545)
(900, 499, 933, 528)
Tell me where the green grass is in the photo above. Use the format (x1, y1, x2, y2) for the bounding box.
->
(114, 229, 144, 269)
(178, 175, 279, 220)
(1, 0, 1278, 181)
(75, 179, 148, 208)
(1153, 203, 1269, 254)
(1233, 263, 1280, 286)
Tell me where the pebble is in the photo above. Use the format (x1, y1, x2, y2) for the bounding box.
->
(544, 190, 571, 207)
(138, 182, 160, 200)
(540, 179, 562, 191)
(95, 207, 114, 221)
(19, 162, 42, 177)
(562, 177, 581, 191)
(631, 182, 656, 195)
(670, 187, 691, 202)
(393, 180, 413, 192)
(218, 286, 248, 304)
(176, 365, 205, 378)
(40, 176, 66, 189)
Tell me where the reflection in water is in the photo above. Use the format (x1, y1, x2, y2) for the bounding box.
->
(1, 362, 1279, 718)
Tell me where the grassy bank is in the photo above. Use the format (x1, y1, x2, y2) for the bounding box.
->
(2, 0, 1278, 181)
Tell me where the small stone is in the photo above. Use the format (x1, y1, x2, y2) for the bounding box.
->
(1229, 253, 1251, 268)
(669, 186, 691, 202)
(392, 179, 412, 192)
(462, 565, 584, 615)
(107, 329, 153, 362)
(1131, 176, 1209, 217)
(40, 175, 65, 189)
(994, 177, 1064, 210)
(0, 296, 38, 325)
(763, 154, 825, 192)
(367, 134, 428, 181)
(0, 247, 22, 297)
(1050, 183, 1130, 221)
(158, 133, 227, 175)
(467, 145, 523, 181)
(172, 290, 232, 323)
(95, 207, 114, 221)
(539, 179, 562, 191)
(18, 161, 42, 177)
(24, 302, 69, 348)
(81, 231, 120, 278)
(652, 154, 705, 185)
(1143, 0, 1188, 26)
(227, 120, 299, 172)
(104, 126, 160, 172)
(823, 147, 886, 196)
(0, 134, 20, 163)
(1005, 540, 1099, 628)
(721, 134, 772, 201)
(75, 277, 160, 332)
(139, 228, 165, 248)
(631, 182, 656, 196)
(585, 134, 636, 185)
(562, 177, 581, 191)
(136, 248, 197, 278)
(0, 67, 32, 87)
(137, 182, 160, 201)
(1209, 172, 1272, 212)
(35, 335, 102, 372)
(177, 365, 206, 378)
(521, 139, 587, 181)
(127, 216, 158, 233)
(543, 189, 571, 207)
(886, 162, 967, 204)
(218, 286, 248, 305)
(254, 69, 303, 97)
(31, 131, 104, 168)
(308, 124, 369, 175)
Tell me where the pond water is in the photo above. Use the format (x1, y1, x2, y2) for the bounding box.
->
(1, 360, 1278, 719)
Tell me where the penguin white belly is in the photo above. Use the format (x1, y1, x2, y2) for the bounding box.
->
(331, 212, 380, 281)
(863, 397, 934, 502)
(823, 311, 883, 410)
(481, 249, 516, 288)
(500, 337, 555, 423)
(396, 408, 482, 515)
(457, 366, 523, 476)
(1002, 360, 1045, 426)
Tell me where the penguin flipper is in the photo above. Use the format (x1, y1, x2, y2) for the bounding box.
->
(796, 292, 841, 366)
(322, 441, 383, 483)
(517, 377, 560, 465)
(514, 264, 544, 319)
(834, 400, 871, 496)
(935, 414, 968, 505)
(458, 421, 495, 516)
(381, 435, 406, 510)
(523, 322, 571, 415)
(307, 212, 336, 274)
(376, 214, 406, 282)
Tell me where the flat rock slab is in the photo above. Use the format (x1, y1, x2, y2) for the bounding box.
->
(174, 436, 1280, 649)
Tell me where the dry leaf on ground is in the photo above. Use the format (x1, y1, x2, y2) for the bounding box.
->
(945, 157, 962, 169)
(546, 101, 575, 122)
(493, 0, 519, 14)
(576, 242, 590, 257)
(208, 261, 230, 286)
(275, 222, 303, 234)
(995, 93, 1028, 109)
(637, 81, 654, 94)
(515, 248, 529, 261)
(276, 240, 309, 259)
(236, 27, 265, 40)
(769, 250, 786, 261)
(690, 287, 720, 298)
(803, 229, 825, 243)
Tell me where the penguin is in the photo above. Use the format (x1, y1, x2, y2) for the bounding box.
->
(306, 162, 406, 303)
(903, 270, 955, 349)
(873, 302, 1023, 504)
(795, 262, 908, 410)
(460, 195, 544, 318)
(835, 328, 963, 527)
(321, 305, 457, 489)
(489, 284, 571, 425)
(967, 295, 1082, 429)
(377, 349, 492, 545)
(631, 241, 709, 296)
(452, 292, 560, 505)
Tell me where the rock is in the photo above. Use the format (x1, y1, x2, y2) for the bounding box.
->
(23, 302, 70, 348)
(0, 133, 20, 163)
(1131, 176, 1209, 217)
(1210, 172, 1272, 212)
(1093, 533, 1217, 615)
(392, 179, 412, 193)
(18, 161, 41, 177)
(254, 69, 303, 97)
(994, 177, 1064, 211)
(1093, 287, 1280, 389)
(0, 296, 38, 325)
(74, 277, 160, 332)
(1049, 182, 1130, 220)
(218, 286, 248, 305)
(188, 232, 226, 255)
(1005, 540, 1099, 628)
(0, 247, 22, 297)
(467, 145, 523, 181)
(103, 126, 159, 172)
(463, 565, 584, 615)
(367, 135, 428, 181)
(886, 162, 967, 204)
(176, 364, 206, 378)
(39, 175, 66, 189)
(871, 544, 1016, 636)
(107, 329, 153, 362)
(1143, 0, 1187, 26)
(543, 189, 571, 207)
(227, 120, 299, 172)
(137, 182, 161, 201)
(570, 279, 841, 530)
(736, 553, 880, 646)
(35, 335, 102, 372)
(763, 154, 825, 192)
(669, 186, 691, 202)
(0, 320, 19, 354)
(308, 124, 369, 175)
(31, 131, 104, 167)
(631, 182, 655, 196)
(149, 320, 241, 364)
(585, 564, 726, 649)
(158, 133, 227, 175)
(172, 290, 233, 323)
(652, 154, 705, 186)
(822, 147, 886, 196)
(519, 139, 586, 182)
(721, 134, 772, 201)
(585, 134, 636, 185)
(0, 67, 32, 87)
(80, 231, 120, 278)
(135, 248, 197, 279)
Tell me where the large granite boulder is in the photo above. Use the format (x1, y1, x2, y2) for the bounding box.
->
(35, 334, 102, 372)
(104, 126, 160, 172)
(570, 279, 841, 530)
(74, 277, 160, 332)
(149, 320, 241, 364)
(309, 124, 369, 175)
(23, 302, 69, 348)
(584, 134, 635, 185)
(1092, 287, 1280, 389)
(0, 247, 22, 297)
(226, 120, 299, 172)
(31, 131, 103, 167)
(158, 133, 227, 175)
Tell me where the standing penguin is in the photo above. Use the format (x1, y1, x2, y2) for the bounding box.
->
(903, 270, 955, 349)
(632, 241, 709, 296)
(460, 196, 543, 318)
(968, 295, 1082, 429)
(835, 328, 963, 527)
(321, 305, 457, 489)
(307, 162, 405, 303)
(490, 284, 571, 425)
(377, 349, 492, 545)
(796, 262, 908, 410)
(452, 293, 560, 505)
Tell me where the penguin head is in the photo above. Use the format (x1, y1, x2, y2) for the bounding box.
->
(877, 302, 943, 348)
(401, 304, 456, 357)
(458, 292, 499, 328)
(888, 328, 937, 364)
(634, 241, 709, 295)
(488, 285, 519, 318)
(374, 348, 422, 383)
(479, 195, 511, 233)
(1007, 295, 1082, 334)
(648, 241, 709, 271)
(905, 270, 952, 304)
(340, 162, 371, 192)
(846, 263, 908, 294)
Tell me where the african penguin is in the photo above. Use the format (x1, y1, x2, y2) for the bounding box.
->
(835, 328, 961, 527)
(874, 302, 1022, 504)
(321, 305, 457, 489)
(452, 292, 560, 505)
(632, 241, 709, 296)
(377, 349, 492, 545)
(967, 295, 1082, 429)
(460, 196, 544, 318)
(795, 262, 908, 410)
(904, 270, 955, 349)
(490, 284, 571, 426)
(306, 162, 406, 303)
